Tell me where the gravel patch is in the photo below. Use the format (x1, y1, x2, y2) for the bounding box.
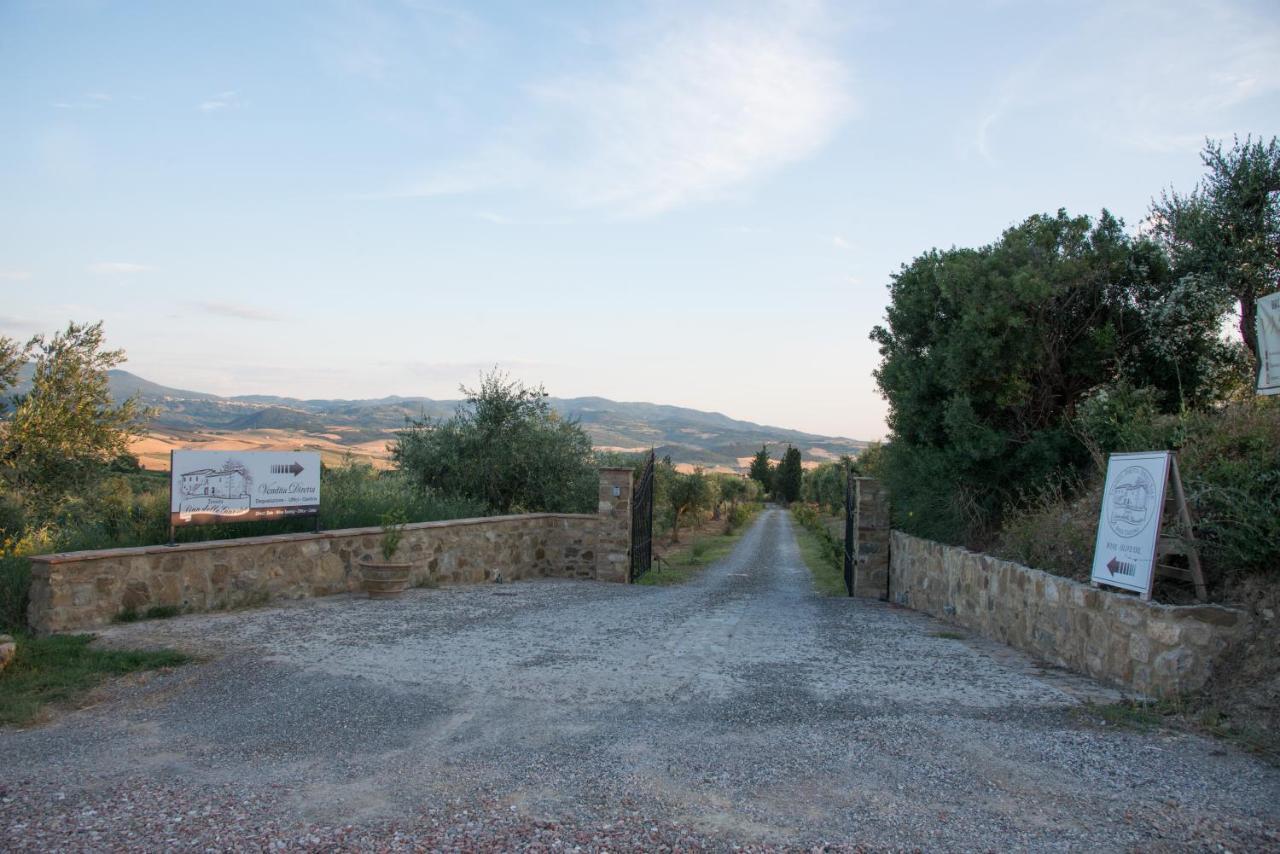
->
(3, 508, 1278, 850)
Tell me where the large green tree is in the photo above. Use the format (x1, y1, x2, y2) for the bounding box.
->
(747, 445, 772, 493)
(0, 322, 146, 515)
(774, 446, 803, 504)
(1150, 135, 1280, 362)
(393, 371, 596, 514)
(870, 209, 1231, 543)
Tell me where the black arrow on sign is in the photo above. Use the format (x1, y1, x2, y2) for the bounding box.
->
(287, 462, 304, 477)
(1106, 556, 1120, 575)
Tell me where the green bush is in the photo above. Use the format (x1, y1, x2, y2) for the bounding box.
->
(995, 395, 1280, 594)
(1174, 400, 1280, 585)
(992, 475, 1098, 581)
(791, 503, 843, 574)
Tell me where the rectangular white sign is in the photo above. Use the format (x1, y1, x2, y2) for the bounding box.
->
(170, 450, 321, 526)
(1090, 451, 1171, 598)
(1257, 290, 1280, 396)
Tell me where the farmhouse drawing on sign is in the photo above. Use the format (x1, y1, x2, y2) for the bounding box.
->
(178, 459, 253, 517)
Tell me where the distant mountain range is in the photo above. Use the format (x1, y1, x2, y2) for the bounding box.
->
(11, 367, 869, 471)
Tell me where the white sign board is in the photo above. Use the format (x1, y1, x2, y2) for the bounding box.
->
(1257, 290, 1280, 396)
(170, 450, 321, 527)
(1090, 451, 1171, 598)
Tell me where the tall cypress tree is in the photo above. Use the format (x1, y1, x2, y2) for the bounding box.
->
(776, 445, 803, 504)
(747, 445, 772, 493)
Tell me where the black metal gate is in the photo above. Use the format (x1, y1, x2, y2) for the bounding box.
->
(630, 450, 655, 582)
(843, 466, 855, 597)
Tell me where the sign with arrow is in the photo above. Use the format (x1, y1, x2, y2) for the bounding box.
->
(170, 450, 321, 527)
(1090, 451, 1171, 599)
(1257, 290, 1280, 396)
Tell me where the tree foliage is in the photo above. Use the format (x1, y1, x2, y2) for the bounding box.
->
(0, 337, 22, 395)
(0, 322, 147, 516)
(666, 466, 713, 543)
(1150, 135, 1280, 362)
(392, 370, 596, 514)
(870, 209, 1236, 544)
(802, 461, 848, 515)
(774, 445, 803, 504)
(747, 445, 772, 493)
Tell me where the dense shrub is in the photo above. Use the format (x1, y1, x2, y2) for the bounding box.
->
(791, 503, 843, 575)
(871, 209, 1240, 547)
(800, 462, 845, 515)
(724, 501, 763, 534)
(994, 395, 1280, 596)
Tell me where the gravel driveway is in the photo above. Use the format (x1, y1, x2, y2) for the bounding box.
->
(3, 508, 1278, 851)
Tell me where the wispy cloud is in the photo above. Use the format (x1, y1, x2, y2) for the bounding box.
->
(391, 2, 852, 216)
(831, 235, 852, 250)
(191, 301, 282, 321)
(52, 92, 112, 110)
(199, 91, 242, 112)
(87, 261, 154, 274)
(0, 270, 32, 281)
(972, 0, 1280, 161)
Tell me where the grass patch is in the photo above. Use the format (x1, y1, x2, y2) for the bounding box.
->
(637, 532, 744, 586)
(1079, 698, 1279, 764)
(0, 634, 189, 727)
(790, 512, 847, 597)
(930, 630, 967, 640)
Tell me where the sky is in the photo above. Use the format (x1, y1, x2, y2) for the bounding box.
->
(2, 0, 1278, 440)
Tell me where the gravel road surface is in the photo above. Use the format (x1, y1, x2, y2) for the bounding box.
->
(3, 508, 1278, 851)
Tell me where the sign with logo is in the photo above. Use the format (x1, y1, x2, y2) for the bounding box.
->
(1257, 290, 1280, 396)
(170, 450, 320, 527)
(1090, 451, 1171, 598)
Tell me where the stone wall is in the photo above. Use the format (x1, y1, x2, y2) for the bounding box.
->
(28, 471, 634, 633)
(890, 531, 1251, 698)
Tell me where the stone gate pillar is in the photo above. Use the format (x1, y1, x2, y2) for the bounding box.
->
(853, 477, 891, 598)
(595, 467, 633, 583)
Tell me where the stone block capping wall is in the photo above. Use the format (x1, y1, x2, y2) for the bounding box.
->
(889, 532, 1251, 698)
(28, 469, 636, 634)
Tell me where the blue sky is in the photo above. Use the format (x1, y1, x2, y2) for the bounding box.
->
(2, 0, 1277, 439)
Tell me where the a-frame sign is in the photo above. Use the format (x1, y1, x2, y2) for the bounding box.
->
(1090, 451, 1206, 602)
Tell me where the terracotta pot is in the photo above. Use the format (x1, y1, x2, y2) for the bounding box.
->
(359, 560, 414, 599)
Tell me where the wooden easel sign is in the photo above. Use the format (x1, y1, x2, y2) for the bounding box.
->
(1090, 451, 1206, 601)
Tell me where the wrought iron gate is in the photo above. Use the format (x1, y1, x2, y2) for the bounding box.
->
(630, 450, 655, 582)
(843, 466, 855, 597)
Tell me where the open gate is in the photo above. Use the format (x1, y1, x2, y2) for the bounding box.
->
(630, 450, 655, 582)
(843, 467, 855, 597)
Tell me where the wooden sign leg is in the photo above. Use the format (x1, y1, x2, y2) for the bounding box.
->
(1170, 455, 1208, 602)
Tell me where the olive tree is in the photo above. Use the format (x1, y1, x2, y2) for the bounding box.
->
(1150, 135, 1280, 363)
(393, 371, 597, 514)
(0, 322, 146, 516)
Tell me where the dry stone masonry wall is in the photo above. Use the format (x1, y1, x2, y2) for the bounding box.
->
(889, 531, 1251, 698)
(28, 469, 636, 633)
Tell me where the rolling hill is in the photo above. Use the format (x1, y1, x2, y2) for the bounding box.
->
(13, 368, 871, 471)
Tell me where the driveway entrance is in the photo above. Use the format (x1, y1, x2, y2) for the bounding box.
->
(3, 508, 1277, 850)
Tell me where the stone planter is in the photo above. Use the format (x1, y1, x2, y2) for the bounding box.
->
(359, 560, 413, 599)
